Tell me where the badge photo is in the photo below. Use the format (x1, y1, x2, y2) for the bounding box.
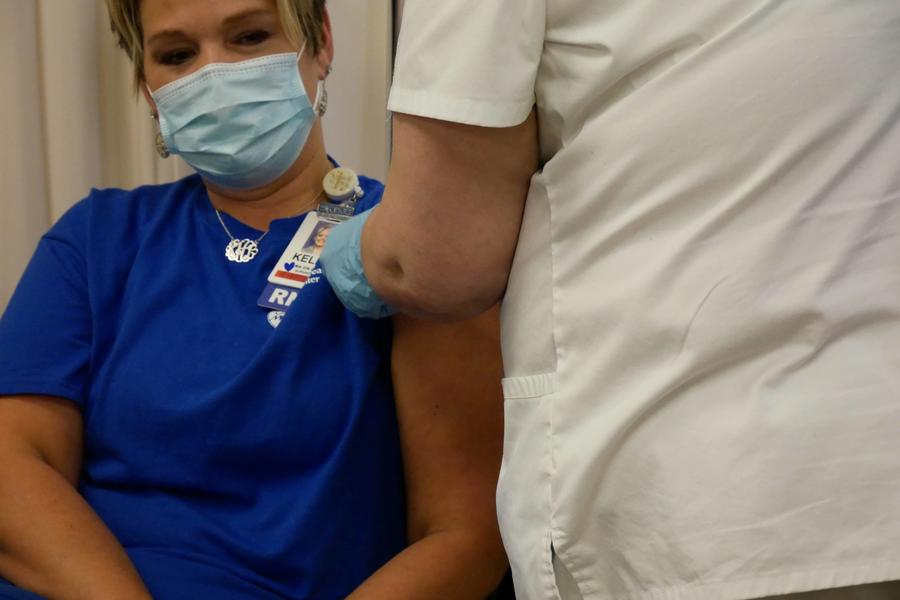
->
(268, 212, 323, 288)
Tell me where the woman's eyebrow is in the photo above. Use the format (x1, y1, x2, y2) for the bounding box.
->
(221, 8, 276, 28)
(146, 29, 190, 46)
(146, 9, 275, 45)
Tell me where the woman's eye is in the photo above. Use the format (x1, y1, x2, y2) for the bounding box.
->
(159, 49, 195, 66)
(235, 30, 271, 45)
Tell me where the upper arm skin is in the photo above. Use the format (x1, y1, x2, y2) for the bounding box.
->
(0, 396, 83, 485)
(391, 307, 507, 570)
(362, 111, 539, 320)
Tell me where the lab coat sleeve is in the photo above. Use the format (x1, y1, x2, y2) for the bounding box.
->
(388, 0, 546, 128)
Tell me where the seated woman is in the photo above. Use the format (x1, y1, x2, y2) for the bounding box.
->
(0, 0, 508, 598)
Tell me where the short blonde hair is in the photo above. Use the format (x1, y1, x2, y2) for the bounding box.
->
(105, 0, 327, 87)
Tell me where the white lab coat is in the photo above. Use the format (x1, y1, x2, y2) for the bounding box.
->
(390, 2, 900, 598)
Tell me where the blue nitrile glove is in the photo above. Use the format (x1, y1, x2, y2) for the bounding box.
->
(320, 208, 396, 319)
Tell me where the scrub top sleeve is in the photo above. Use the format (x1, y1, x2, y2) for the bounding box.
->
(355, 176, 386, 213)
(0, 207, 92, 408)
(388, 0, 546, 128)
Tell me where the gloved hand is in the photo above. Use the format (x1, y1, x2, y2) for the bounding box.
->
(320, 207, 396, 319)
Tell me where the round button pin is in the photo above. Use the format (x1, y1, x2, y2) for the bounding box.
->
(323, 167, 360, 203)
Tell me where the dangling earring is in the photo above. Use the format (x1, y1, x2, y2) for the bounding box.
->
(315, 65, 332, 117)
(151, 112, 170, 158)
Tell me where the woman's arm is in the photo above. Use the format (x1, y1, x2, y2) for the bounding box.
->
(348, 307, 508, 599)
(0, 395, 151, 599)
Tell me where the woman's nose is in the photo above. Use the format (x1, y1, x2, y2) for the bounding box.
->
(195, 44, 238, 69)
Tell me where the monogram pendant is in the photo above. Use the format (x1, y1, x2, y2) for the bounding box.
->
(225, 239, 260, 263)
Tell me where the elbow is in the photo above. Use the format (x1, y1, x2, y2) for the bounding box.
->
(370, 259, 506, 321)
(359, 201, 516, 320)
(410, 524, 510, 593)
(460, 530, 509, 592)
(470, 530, 510, 591)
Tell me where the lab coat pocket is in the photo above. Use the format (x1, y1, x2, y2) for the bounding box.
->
(497, 372, 561, 600)
(501, 173, 557, 380)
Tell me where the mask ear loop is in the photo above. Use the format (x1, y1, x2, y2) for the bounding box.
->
(296, 40, 307, 64)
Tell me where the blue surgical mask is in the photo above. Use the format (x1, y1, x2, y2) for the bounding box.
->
(151, 51, 322, 190)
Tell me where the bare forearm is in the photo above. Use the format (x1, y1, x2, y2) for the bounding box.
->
(348, 529, 508, 600)
(0, 452, 151, 599)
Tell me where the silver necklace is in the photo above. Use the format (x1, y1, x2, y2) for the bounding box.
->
(214, 191, 324, 263)
(215, 209, 268, 263)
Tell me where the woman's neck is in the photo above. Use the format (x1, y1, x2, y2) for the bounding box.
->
(205, 139, 333, 231)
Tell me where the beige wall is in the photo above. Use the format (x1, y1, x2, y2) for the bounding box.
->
(0, 0, 393, 311)
(324, 1, 393, 180)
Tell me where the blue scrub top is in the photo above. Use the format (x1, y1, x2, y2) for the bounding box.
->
(0, 174, 406, 599)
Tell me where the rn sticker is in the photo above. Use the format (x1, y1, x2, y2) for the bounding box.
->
(257, 283, 300, 311)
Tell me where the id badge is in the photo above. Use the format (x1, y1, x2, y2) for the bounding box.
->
(260, 168, 363, 310)
(267, 211, 332, 288)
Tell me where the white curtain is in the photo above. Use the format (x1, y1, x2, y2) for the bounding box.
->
(0, 0, 392, 311)
(0, 0, 190, 310)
